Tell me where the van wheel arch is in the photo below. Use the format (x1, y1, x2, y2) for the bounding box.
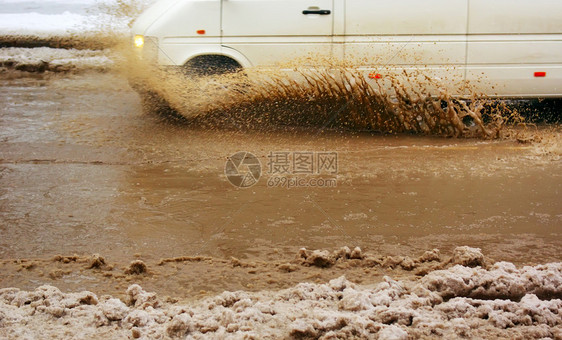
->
(184, 55, 242, 77)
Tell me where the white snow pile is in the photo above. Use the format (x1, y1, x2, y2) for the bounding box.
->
(1, 248, 561, 339)
(0, 47, 114, 72)
(0, 11, 91, 37)
(0, 0, 141, 37)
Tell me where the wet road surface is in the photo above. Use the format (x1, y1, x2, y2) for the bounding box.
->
(0, 71, 560, 297)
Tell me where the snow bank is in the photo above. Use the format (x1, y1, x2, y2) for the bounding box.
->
(295, 245, 443, 271)
(423, 261, 562, 300)
(0, 12, 91, 36)
(0, 47, 114, 72)
(0, 0, 139, 38)
(1, 255, 560, 339)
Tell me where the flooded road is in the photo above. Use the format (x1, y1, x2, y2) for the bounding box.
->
(0, 71, 560, 298)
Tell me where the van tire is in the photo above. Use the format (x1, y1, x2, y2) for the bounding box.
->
(184, 55, 242, 77)
(519, 99, 561, 123)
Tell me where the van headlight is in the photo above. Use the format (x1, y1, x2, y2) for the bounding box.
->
(133, 35, 158, 63)
(134, 35, 144, 48)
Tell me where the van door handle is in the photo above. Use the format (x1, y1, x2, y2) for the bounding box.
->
(302, 9, 331, 15)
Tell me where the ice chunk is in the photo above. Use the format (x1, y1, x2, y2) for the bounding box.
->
(452, 246, 484, 267)
(101, 298, 129, 321)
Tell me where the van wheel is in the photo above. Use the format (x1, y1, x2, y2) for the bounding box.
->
(531, 99, 561, 123)
(184, 55, 242, 77)
(507, 99, 561, 124)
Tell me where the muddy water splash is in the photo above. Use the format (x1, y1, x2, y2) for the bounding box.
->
(131, 60, 523, 138)
(73, 0, 524, 138)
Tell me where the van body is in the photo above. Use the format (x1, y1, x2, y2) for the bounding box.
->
(131, 0, 562, 98)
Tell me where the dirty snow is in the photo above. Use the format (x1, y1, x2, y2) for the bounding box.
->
(0, 0, 96, 36)
(1, 247, 561, 339)
(0, 11, 92, 36)
(0, 0, 148, 37)
(0, 47, 114, 71)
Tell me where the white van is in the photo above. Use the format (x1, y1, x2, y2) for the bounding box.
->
(131, 0, 562, 98)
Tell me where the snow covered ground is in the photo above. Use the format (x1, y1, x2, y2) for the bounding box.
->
(0, 0, 149, 71)
(0, 47, 114, 71)
(1, 247, 561, 339)
(0, 0, 153, 37)
(0, 0, 107, 36)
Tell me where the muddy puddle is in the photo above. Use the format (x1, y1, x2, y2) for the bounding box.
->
(0, 70, 561, 301)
